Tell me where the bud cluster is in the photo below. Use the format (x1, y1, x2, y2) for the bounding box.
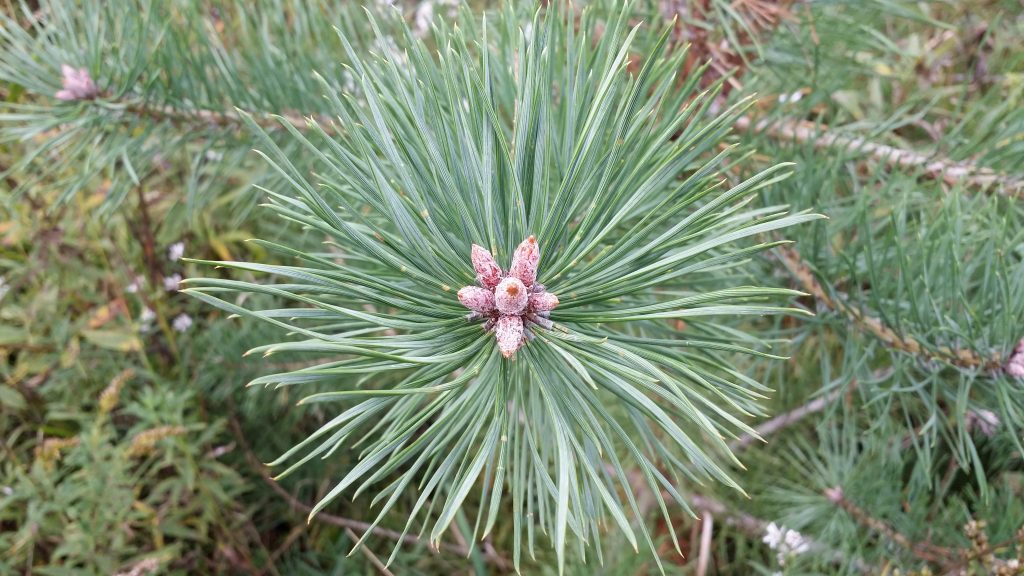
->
(55, 64, 98, 101)
(457, 236, 559, 358)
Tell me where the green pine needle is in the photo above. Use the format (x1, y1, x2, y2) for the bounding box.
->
(184, 3, 819, 572)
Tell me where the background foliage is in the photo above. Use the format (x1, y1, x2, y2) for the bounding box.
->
(1, 0, 1022, 574)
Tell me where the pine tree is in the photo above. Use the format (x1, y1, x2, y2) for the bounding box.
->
(1, 1, 1022, 574)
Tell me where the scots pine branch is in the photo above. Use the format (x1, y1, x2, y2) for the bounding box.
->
(183, 5, 820, 572)
(0, 0, 387, 209)
(736, 116, 1024, 196)
(776, 245, 1005, 373)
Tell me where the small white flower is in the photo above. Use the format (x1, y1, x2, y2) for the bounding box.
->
(0, 277, 9, 299)
(413, 2, 435, 37)
(172, 314, 193, 332)
(126, 275, 144, 294)
(764, 522, 809, 566)
(163, 274, 182, 291)
(778, 90, 804, 104)
(168, 242, 185, 262)
(763, 522, 784, 549)
(203, 150, 223, 162)
(967, 408, 1000, 437)
(139, 307, 156, 324)
(784, 529, 810, 555)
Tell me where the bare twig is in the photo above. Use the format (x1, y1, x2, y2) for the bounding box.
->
(691, 493, 873, 573)
(344, 527, 396, 576)
(729, 386, 844, 450)
(121, 101, 327, 133)
(132, 186, 162, 288)
(695, 512, 714, 576)
(689, 494, 765, 536)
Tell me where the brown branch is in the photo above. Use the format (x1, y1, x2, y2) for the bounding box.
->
(689, 493, 873, 573)
(120, 101, 326, 133)
(132, 186, 162, 289)
(729, 386, 845, 451)
(776, 244, 1003, 372)
(827, 491, 1024, 574)
(344, 527, 395, 576)
(824, 487, 952, 567)
(737, 116, 1024, 196)
(612, 466, 872, 572)
(688, 494, 765, 536)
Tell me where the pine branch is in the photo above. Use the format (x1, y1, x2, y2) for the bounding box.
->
(688, 493, 873, 573)
(824, 487, 951, 567)
(120, 100, 324, 134)
(736, 116, 1024, 196)
(776, 245, 1004, 372)
(181, 7, 821, 568)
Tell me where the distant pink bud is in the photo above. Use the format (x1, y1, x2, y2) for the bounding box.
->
(823, 486, 844, 504)
(494, 277, 528, 315)
(457, 286, 495, 313)
(495, 315, 524, 358)
(529, 291, 559, 312)
(56, 64, 97, 101)
(967, 409, 1000, 437)
(471, 244, 502, 289)
(1006, 338, 1024, 378)
(509, 235, 540, 287)
(1007, 361, 1024, 378)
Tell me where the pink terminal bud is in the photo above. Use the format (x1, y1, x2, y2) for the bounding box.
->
(823, 486, 844, 504)
(1007, 361, 1024, 378)
(458, 238, 558, 360)
(509, 235, 540, 288)
(494, 277, 529, 315)
(471, 244, 503, 289)
(495, 315, 525, 358)
(457, 286, 495, 313)
(55, 64, 98, 101)
(1006, 338, 1024, 378)
(529, 291, 559, 312)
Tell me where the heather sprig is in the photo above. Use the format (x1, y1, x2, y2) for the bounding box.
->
(183, 4, 819, 571)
